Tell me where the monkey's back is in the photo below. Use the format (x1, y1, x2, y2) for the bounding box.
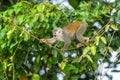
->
(63, 21, 87, 38)
(63, 21, 84, 33)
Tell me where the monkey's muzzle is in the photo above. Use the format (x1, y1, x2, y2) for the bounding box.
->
(53, 35, 56, 37)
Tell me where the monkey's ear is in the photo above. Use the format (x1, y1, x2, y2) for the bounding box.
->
(58, 28, 63, 34)
(52, 27, 62, 33)
(52, 27, 58, 33)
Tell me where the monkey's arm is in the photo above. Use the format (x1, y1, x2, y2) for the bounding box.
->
(40, 38, 56, 44)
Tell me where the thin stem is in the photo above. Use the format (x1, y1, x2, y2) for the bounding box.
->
(100, 31, 116, 80)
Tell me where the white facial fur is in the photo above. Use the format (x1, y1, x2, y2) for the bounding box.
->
(52, 28, 64, 41)
(53, 28, 62, 37)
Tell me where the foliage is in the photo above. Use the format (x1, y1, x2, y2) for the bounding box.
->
(0, 1, 69, 80)
(0, 0, 120, 80)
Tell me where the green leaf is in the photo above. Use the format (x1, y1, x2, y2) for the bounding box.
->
(3, 61, 7, 70)
(108, 47, 114, 52)
(7, 63, 13, 71)
(37, 3, 45, 13)
(71, 76, 79, 80)
(36, 55, 40, 63)
(68, 0, 80, 9)
(65, 64, 78, 73)
(10, 41, 18, 49)
(60, 61, 66, 70)
(7, 27, 15, 39)
(14, 7, 21, 14)
(101, 36, 107, 44)
(52, 50, 58, 58)
(33, 74, 40, 80)
(90, 46, 96, 55)
(105, 24, 110, 32)
(24, 32, 30, 41)
(39, 13, 44, 22)
(1, 43, 6, 49)
(17, 15, 24, 25)
(111, 24, 119, 31)
(7, 30, 13, 39)
(32, 15, 39, 23)
(0, 25, 1, 30)
(72, 57, 81, 63)
(85, 55, 93, 63)
(83, 46, 90, 55)
(0, 27, 8, 39)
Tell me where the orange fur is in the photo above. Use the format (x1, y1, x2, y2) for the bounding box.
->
(64, 22, 81, 33)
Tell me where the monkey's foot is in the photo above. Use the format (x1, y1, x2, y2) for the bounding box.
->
(76, 43, 85, 48)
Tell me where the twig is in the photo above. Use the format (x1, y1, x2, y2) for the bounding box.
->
(99, 31, 116, 80)
(15, 25, 89, 51)
(90, 20, 111, 42)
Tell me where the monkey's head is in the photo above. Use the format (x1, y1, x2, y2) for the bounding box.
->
(52, 28, 63, 37)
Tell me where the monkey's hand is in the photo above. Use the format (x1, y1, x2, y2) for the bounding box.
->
(40, 39, 47, 43)
(76, 43, 85, 48)
(40, 38, 56, 44)
(84, 37, 89, 44)
(82, 37, 89, 46)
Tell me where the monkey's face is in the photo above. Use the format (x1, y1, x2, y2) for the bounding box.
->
(52, 28, 64, 41)
(53, 28, 63, 37)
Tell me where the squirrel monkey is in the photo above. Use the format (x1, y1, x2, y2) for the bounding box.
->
(40, 21, 89, 50)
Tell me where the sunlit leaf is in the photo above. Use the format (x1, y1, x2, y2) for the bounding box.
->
(60, 61, 66, 70)
(8, 64, 13, 71)
(24, 32, 30, 41)
(33, 74, 40, 80)
(7, 27, 15, 39)
(108, 47, 114, 52)
(101, 36, 107, 44)
(7, 30, 13, 39)
(17, 15, 24, 25)
(83, 46, 90, 55)
(39, 13, 44, 22)
(10, 41, 18, 49)
(111, 24, 119, 31)
(95, 36, 100, 45)
(105, 24, 110, 32)
(37, 3, 45, 13)
(63, 58, 68, 63)
(9, 56, 13, 62)
(1, 43, 6, 49)
(7, 63, 13, 67)
(90, 46, 96, 55)
(85, 55, 93, 63)
(32, 15, 39, 23)
(3, 60, 7, 70)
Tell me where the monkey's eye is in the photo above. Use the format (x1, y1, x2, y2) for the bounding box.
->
(58, 31, 61, 33)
